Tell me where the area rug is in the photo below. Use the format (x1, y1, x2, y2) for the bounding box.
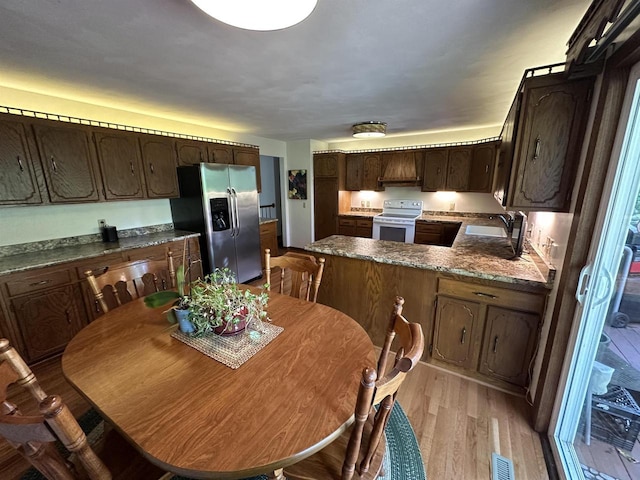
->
(22, 403, 425, 480)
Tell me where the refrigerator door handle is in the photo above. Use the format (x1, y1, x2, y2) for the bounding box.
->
(231, 187, 240, 237)
(227, 187, 237, 237)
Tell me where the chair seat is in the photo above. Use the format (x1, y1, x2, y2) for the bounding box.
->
(285, 414, 386, 480)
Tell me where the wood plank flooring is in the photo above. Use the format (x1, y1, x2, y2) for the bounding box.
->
(1, 355, 550, 480)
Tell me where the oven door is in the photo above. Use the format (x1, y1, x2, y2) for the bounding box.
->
(372, 221, 416, 243)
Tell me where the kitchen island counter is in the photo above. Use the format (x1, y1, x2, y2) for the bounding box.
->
(305, 214, 549, 289)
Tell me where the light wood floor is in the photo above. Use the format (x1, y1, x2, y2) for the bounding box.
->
(1, 355, 549, 480)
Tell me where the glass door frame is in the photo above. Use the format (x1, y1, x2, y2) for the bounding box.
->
(551, 64, 640, 479)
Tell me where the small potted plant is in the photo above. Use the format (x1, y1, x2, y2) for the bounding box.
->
(186, 268, 269, 337)
(144, 263, 194, 332)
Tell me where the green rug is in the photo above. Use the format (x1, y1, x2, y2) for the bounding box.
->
(22, 403, 425, 480)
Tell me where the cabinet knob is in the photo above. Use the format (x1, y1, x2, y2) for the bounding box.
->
(50, 156, 58, 172)
(533, 136, 541, 162)
(493, 336, 499, 353)
(460, 327, 466, 344)
(130, 162, 135, 175)
(149, 162, 155, 174)
(17, 155, 24, 172)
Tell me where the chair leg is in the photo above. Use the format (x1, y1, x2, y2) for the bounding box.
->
(269, 468, 286, 479)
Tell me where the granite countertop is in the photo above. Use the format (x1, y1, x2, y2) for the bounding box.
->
(305, 214, 550, 289)
(0, 230, 200, 275)
(259, 217, 279, 224)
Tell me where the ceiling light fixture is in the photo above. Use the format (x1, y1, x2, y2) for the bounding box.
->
(189, 0, 318, 31)
(352, 121, 387, 138)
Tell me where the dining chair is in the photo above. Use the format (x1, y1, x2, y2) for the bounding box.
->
(0, 338, 168, 480)
(85, 248, 177, 314)
(283, 296, 424, 480)
(264, 248, 325, 302)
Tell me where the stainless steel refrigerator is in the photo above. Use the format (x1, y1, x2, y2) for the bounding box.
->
(170, 163, 262, 283)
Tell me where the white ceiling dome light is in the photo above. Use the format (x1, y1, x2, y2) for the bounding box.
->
(352, 121, 387, 138)
(189, 0, 318, 31)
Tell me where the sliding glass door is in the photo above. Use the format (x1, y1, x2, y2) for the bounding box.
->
(552, 67, 640, 479)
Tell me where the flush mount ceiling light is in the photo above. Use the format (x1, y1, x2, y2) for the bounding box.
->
(352, 121, 387, 138)
(189, 0, 317, 31)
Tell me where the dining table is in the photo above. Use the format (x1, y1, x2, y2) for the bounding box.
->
(61, 286, 376, 479)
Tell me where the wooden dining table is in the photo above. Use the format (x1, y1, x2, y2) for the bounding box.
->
(61, 287, 376, 479)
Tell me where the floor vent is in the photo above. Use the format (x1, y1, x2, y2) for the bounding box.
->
(492, 452, 516, 480)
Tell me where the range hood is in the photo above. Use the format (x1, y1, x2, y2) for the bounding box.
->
(378, 152, 421, 186)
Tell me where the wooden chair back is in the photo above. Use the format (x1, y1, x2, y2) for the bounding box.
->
(264, 249, 325, 302)
(0, 338, 111, 480)
(342, 297, 424, 480)
(85, 248, 176, 314)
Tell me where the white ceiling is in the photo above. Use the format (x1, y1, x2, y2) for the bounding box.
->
(0, 0, 591, 143)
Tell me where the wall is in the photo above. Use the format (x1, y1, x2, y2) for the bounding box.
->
(0, 86, 287, 247)
(283, 140, 314, 248)
(350, 188, 505, 213)
(258, 155, 283, 236)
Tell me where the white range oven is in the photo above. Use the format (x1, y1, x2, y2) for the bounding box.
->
(372, 199, 423, 243)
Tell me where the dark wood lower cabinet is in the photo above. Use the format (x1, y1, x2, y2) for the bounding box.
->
(432, 296, 481, 370)
(338, 216, 372, 238)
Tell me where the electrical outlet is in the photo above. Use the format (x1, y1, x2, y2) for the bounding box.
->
(360, 200, 365, 207)
(449, 202, 456, 211)
(98, 219, 106, 229)
(365, 200, 371, 208)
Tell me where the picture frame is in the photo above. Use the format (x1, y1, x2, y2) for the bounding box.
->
(288, 169, 307, 200)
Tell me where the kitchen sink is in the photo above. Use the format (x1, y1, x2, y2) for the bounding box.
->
(465, 225, 507, 238)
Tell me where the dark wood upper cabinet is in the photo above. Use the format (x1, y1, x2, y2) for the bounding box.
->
(32, 121, 101, 203)
(139, 135, 179, 198)
(234, 147, 261, 192)
(345, 155, 363, 191)
(93, 130, 145, 200)
(469, 142, 498, 193)
(361, 153, 382, 191)
(208, 143, 233, 164)
(446, 147, 471, 191)
(176, 139, 208, 166)
(0, 117, 42, 205)
(509, 74, 593, 211)
(422, 149, 448, 191)
(314, 153, 341, 178)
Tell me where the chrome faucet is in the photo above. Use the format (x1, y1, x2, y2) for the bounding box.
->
(489, 213, 514, 234)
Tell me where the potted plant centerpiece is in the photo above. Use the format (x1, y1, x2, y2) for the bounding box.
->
(187, 268, 269, 337)
(144, 263, 195, 332)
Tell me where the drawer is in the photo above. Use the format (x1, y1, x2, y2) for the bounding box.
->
(74, 252, 125, 278)
(126, 244, 174, 262)
(437, 278, 546, 313)
(338, 217, 356, 226)
(260, 222, 277, 235)
(416, 222, 443, 234)
(356, 219, 372, 227)
(5, 268, 73, 297)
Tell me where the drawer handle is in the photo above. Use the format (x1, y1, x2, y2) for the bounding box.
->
(493, 336, 499, 354)
(460, 327, 466, 344)
(473, 291, 497, 299)
(161, 279, 167, 290)
(17, 155, 24, 172)
(95, 300, 100, 314)
(28, 279, 51, 287)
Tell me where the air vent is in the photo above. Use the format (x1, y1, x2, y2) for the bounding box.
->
(491, 453, 515, 480)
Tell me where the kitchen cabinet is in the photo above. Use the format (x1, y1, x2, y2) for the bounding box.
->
(345, 153, 381, 191)
(422, 147, 472, 191)
(313, 153, 346, 241)
(0, 237, 201, 362)
(379, 151, 421, 186)
(432, 277, 545, 389)
(0, 117, 43, 205)
(32, 120, 102, 203)
(337, 216, 372, 238)
(233, 146, 262, 193)
(139, 134, 180, 198)
(208, 143, 233, 164)
(259, 221, 279, 268)
(176, 139, 208, 166)
(338, 216, 357, 236)
(468, 142, 498, 193)
(355, 218, 373, 238)
(414, 222, 443, 245)
(93, 130, 145, 200)
(499, 70, 593, 211)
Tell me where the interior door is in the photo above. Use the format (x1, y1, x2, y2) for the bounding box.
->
(552, 67, 640, 480)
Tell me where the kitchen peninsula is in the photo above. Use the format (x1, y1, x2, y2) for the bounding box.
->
(305, 214, 551, 392)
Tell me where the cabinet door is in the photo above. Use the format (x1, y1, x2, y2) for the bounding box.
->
(479, 306, 539, 387)
(314, 177, 339, 241)
(362, 154, 381, 191)
(32, 122, 101, 203)
(0, 118, 42, 205)
(93, 131, 145, 200)
(209, 143, 233, 164)
(511, 76, 592, 210)
(432, 296, 481, 369)
(446, 147, 471, 191)
(176, 140, 207, 166)
(139, 135, 179, 198)
(414, 222, 443, 245)
(259, 221, 279, 268)
(345, 155, 363, 191)
(11, 285, 85, 363)
(422, 149, 448, 191)
(234, 147, 261, 192)
(469, 143, 497, 192)
(338, 217, 357, 236)
(355, 219, 373, 238)
(314, 153, 339, 178)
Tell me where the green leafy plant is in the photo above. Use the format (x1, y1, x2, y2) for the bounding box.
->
(186, 268, 269, 337)
(143, 263, 190, 311)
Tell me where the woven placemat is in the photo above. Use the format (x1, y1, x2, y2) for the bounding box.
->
(171, 323, 284, 369)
